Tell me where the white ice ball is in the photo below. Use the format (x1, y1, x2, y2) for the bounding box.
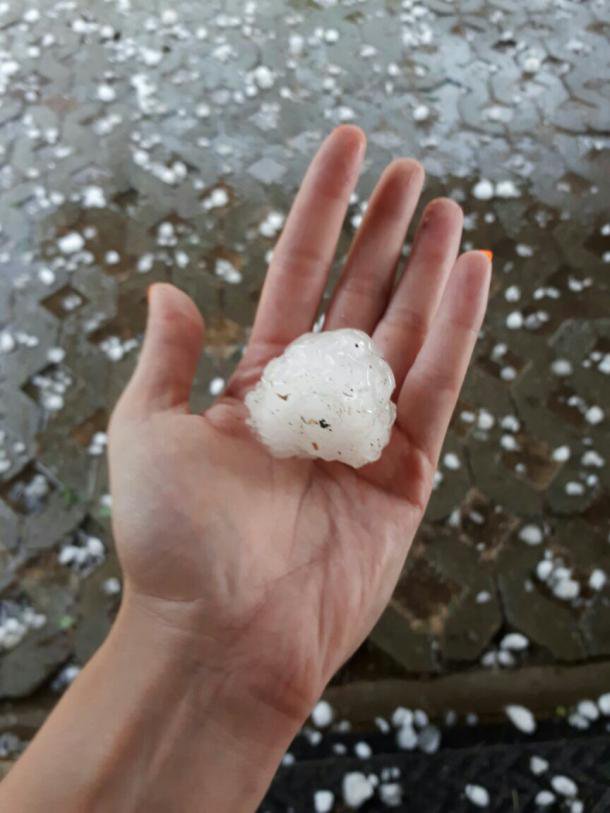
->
(245, 328, 396, 468)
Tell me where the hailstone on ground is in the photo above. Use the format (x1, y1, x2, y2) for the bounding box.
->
(245, 328, 396, 468)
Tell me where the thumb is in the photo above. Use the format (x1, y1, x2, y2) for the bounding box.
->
(120, 283, 204, 416)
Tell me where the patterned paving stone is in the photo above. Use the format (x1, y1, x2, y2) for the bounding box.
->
(0, 0, 608, 729)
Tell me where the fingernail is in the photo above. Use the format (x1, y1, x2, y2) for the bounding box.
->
(479, 250, 493, 262)
(146, 284, 156, 304)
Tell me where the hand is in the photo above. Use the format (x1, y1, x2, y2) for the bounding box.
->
(109, 125, 491, 725)
(1, 126, 491, 813)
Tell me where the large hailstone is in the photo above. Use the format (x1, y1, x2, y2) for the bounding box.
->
(245, 328, 396, 468)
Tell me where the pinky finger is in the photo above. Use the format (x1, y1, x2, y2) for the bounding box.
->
(397, 251, 491, 468)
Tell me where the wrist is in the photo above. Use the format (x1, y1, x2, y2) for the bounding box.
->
(100, 590, 304, 811)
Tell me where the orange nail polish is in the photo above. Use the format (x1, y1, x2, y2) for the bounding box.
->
(480, 250, 493, 262)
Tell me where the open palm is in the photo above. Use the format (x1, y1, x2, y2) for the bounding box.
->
(108, 126, 490, 721)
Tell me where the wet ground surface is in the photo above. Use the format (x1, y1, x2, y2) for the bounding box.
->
(0, 0, 609, 760)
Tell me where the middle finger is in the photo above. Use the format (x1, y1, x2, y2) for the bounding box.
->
(323, 158, 424, 333)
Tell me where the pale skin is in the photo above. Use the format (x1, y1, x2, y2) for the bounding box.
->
(1, 126, 491, 812)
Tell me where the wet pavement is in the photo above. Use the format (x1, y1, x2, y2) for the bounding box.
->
(0, 0, 609, 746)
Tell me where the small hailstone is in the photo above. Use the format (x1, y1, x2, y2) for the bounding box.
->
(552, 578, 580, 600)
(506, 311, 523, 330)
(413, 709, 428, 728)
(589, 569, 607, 591)
(253, 65, 275, 89)
(550, 775, 577, 797)
(500, 633, 529, 651)
(413, 104, 430, 121)
(209, 377, 225, 396)
(138, 254, 154, 273)
(245, 329, 396, 468)
(175, 251, 189, 269)
(102, 577, 121, 595)
(464, 784, 489, 807)
(82, 186, 106, 208)
(582, 450, 604, 467)
(505, 704, 536, 734)
(86, 536, 105, 557)
(97, 83, 116, 102)
(552, 445, 571, 462)
(500, 433, 518, 450)
(535, 790, 555, 807)
(481, 649, 498, 668)
(391, 707, 413, 727)
(375, 717, 390, 733)
(568, 712, 589, 730)
(304, 728, 322, 746)
(354, 741, 372, 759)
(311, 700, 333, 727)
(88, 431, 107, 456)
(443, 452, 460, 470)
(565, 482, 584, 497)
(553, 566, 571, 581)
(0, 331, 15, 353)
(501, 415, 520, 432)
(495, 180, 520, 198)
(551, 359, 572, 376)
(598, 354, 610, 374)
(342, 772, 374, 808)
(215, 258, 241, 284)
(498, 650, 516, 667)
(396, 723, 417, 750)
(314, 790, 334, 812)
(418, 725, 441, 754)
(161, 8, 178, 24)
(38, 268, 56, 285)
(530, 755, 549, 775)
(519, 524, 543, 545)
(379, 783, 402, 806)
(477, 410, 495, 430)
(472, 179, 494, 201)
(476, 591, 491, 604)
(51, 664, 81, 691)
(58, 232, 84, 254)
(43, 392, 64, 411)
(336, 106, 355, 122)
(47, 347, 65, 364)
(577, 699, 599, 720)
(585, 405, 604, 425)
(62, 293, 82, 312)
(259, 210, 285, 238)
(205, 187, 229, 209)
(523, 55, 542, 73)
(598, 693, 610, 715)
